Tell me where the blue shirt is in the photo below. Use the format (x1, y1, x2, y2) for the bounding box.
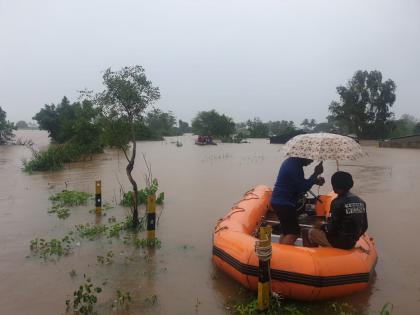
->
(271, 157, 317, 207)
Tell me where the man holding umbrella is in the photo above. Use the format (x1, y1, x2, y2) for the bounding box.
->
(271, 157, 325, 245)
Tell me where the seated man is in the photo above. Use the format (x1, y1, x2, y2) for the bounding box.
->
(306, 171, 368, 249)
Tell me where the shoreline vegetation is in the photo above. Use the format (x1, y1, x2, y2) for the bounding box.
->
(0, 69, 417, 172)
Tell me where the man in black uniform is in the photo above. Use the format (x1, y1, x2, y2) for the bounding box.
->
(306, 171, 368, 249)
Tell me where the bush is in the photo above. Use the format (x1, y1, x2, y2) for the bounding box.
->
(23, 142, 103, 172)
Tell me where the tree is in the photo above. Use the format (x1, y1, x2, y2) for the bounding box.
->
(0, 106, 15, 144)
(97, 66, 160, 226)
(178, 119, 191, 134)
(328, 70, 396, 138)
(33, 96, 103, 153)
(313, 121, 336, 133)
(145, 108, 177, 138)
(414, 122, 420, 134)
(301, 118, 317, 132)
(246, 118, 269, 138)
(267, 120, 296, 136)
(16, 120, 29, 129)
(191, 110, 235, 138)
(388, 114, 418, 137)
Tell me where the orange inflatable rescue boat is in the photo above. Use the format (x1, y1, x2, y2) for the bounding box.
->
(212, 185, 377, 301)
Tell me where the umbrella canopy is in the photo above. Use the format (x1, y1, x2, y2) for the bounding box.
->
(284, 133, 364, 161)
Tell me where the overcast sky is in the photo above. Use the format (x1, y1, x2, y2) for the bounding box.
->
(1, 0, 419, 124)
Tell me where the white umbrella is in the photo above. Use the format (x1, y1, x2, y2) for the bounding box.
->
(283, 133, 365, 169)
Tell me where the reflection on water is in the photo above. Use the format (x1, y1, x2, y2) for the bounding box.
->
(0, 131, 419, 314)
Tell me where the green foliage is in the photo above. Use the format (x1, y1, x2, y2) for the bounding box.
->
(76, 223, 108, 240)
(143, 108, 178, 138)
(121, 179, 164, 207)
(46, 191, 91, 219)
(414, 122, 420, 134)
(23, 140, 101, 172)
(379, 303, 393, 315)
(29, 97, 103, 171)
(192, 109, 235, 138)
(267, 120, 296, 136)
(133, 237, 161, 249)
(388, 114, 419, 138)
(33, 97, 103, 147)
(0, 106, 16, 144)
(97, 251, 114, 265)
(246, 118, 269, 138)
(15, 120, 28, 129)
(66, 279, 102, 315)
(301, 118, 317, 132)
(76, 217, 138, 240)
(231, 296, 361, 315)
(30, 235, 74, 259)
(97, 65, 160, 121)
(48, 205, 71, 219)
(233, 295, 284, 315)
(328, 70, 396, 138)
(178, 119, 192, 134)
(111, 290, 132, 311)
(50, 190, 92, 206)
(23, 144, 65, 172)
(143, 294, 158, 306)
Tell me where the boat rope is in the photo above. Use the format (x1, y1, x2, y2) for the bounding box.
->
(255, 235, 272, 262)
(214, 226, 228, 234)
(214, 206, 246, 230)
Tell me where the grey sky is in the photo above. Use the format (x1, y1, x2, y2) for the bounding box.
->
(1, 0, 419, 124)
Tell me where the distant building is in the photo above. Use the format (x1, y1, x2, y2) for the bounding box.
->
(379, 134, 420, 149)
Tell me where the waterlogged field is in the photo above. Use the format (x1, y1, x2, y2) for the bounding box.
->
(0, 130, 419, 314)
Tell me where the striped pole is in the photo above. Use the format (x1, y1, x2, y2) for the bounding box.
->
(95, 180, 102, 214)
(147, 194, 156, 239)
(257, 225, 272, 311)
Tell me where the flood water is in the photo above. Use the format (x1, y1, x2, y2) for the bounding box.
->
(1, 130, 419, 314)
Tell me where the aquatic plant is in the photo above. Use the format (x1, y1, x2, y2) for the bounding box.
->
(96, 251, 114, 265)
(30, 235, 74, 259)
(143, 294, 158, 307)
(133, 237, 161, 249)
(121, 189, 164, 207)
(75, 223, 108, 240)
(23, 144, 65, 172)
(66, 278, 102, 315)
(231, 296, 361, 315)
(233, 295, 284, 315)
(49, 190, 92, 206)
(379, 303, 393, 315)
(111, 290, 132, 311)
(48, 205, 71, 219)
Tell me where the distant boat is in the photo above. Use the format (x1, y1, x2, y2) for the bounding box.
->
(195, 140, 217, 146)
(195, 135, 217, 145)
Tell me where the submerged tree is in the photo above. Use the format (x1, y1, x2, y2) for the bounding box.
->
(246, 117, 269, 138)
(97, 66, 160, 226)
(328, 70, 396, 138)
(0, 106, 15, 144)
(191, 109, 235, 138)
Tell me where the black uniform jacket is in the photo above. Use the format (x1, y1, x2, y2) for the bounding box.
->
(324, 192, 368, 250)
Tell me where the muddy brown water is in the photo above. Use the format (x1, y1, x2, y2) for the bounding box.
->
(1, 130, 419, 314)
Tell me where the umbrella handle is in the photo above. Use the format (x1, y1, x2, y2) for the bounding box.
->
(308, 190, 323, 204)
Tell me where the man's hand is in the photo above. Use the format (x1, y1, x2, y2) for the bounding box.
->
(315, 176, 325, 186)
(313, 161, 323, 176)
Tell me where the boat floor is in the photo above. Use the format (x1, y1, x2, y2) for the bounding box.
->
(264, 209, 325, 246)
